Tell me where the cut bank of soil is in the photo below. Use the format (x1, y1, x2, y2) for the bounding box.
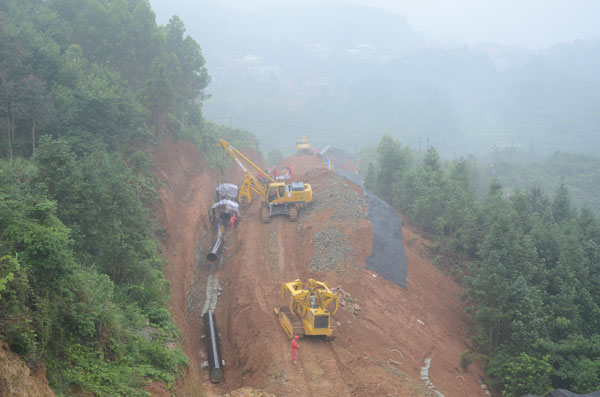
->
(0, 341, 54, 397)
(155, 144, 488, 396)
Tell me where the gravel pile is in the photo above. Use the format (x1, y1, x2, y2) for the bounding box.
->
(303, 172, 368, 222)
(300, 171, 368, 273)
(310, 228, 352, 272)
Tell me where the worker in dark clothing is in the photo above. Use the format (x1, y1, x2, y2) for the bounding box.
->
(291, 335, 299, 364)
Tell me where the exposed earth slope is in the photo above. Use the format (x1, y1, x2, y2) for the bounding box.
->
(0, 341, 54, 397)
(156, 141, 488, 396)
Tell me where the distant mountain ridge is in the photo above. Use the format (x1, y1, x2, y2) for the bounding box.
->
(152, 0, 600, 157)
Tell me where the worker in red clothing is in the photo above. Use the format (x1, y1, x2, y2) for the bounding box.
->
(229, 214, 237, 230)
(291, 335, 299, 364)
(286, 165, 293, 180)
(273, 166, 277, 179)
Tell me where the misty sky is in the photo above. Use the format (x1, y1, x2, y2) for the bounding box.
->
(152, 0, 600, 49)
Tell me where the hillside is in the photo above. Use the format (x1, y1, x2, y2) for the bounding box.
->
(155, 140, 488, 396)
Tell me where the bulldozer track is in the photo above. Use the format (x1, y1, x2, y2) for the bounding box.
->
(279, 307, 305, 338)
(289, 204, 298, 222)
(326, 316, 337, 340)
(260, 202, 270, 223)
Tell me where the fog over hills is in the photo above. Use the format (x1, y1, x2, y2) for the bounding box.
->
(152, 0, 600, 158)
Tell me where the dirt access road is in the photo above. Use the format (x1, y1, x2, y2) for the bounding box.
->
(155, 141, 489, 397)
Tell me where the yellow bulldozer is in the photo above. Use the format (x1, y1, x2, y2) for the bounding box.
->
(217, 139, 312, 223)
(296, 136, 312, 154)
(274, 279, 339, 339)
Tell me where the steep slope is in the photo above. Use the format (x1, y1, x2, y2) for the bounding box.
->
(0, 341, 54, 396)
(156, 143, 488, 396)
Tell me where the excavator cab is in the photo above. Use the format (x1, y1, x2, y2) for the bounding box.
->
(266, 183, 287, 204)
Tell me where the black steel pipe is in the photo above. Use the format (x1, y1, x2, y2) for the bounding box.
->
(203, 311, 224, 383)
(206, 228, 224, 263)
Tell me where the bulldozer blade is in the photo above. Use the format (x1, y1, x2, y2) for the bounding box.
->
(277, 308, 294, 339)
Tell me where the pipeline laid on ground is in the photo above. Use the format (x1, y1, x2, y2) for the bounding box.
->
(206, 227, 224, 263)
(203, 311, 224, 383)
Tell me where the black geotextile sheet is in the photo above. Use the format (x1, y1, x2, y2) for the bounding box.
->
(364, 191, 408, 288)
(327, 146, 358, 166)
(328, 147, 408, 288)
(335, 167, 363, 188)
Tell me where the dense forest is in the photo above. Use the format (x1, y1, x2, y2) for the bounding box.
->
(363, 136, 600, 396)
(469, 149, 600, 215)
(0, 0, 254, 394)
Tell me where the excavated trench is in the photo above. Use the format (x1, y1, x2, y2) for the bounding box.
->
(156, 141, 490, 397)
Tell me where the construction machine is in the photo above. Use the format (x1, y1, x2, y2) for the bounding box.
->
(274, 279, 339, 339)
(296, 136, 312, 154)
(216, 139, 312, 223)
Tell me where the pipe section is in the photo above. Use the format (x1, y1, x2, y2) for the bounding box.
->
(203, 311, 224, 383)
(206, 228, 224, 263)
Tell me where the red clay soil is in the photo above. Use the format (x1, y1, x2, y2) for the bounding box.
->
(155, 143, 489, 397)
(0, 341, 55, 397)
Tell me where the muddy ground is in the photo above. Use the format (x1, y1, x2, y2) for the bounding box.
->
(155, 141, 489, 397)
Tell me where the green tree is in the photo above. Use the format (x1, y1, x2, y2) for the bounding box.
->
(409, 147, 447, 233)
(488, 352, 553, 397)
(374, 135, 411, 203)
(552, 177, 573, 223)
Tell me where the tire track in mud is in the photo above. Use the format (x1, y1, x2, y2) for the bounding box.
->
(274, 216, 352, 396)
(216, 202, 352, 395)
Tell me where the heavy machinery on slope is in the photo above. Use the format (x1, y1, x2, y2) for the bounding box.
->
(216, 139, 312, 223)
(296, 136, 312, 154)
(274, 279, 339, 339)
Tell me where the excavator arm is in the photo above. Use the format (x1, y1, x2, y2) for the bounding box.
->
(217, 139, 274, 203)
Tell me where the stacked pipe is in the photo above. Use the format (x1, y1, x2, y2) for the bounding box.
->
(203, 311, 224, 383)
(206, 227, 224, 263)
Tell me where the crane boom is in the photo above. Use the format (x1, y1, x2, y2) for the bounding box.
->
(216, 139, 273, 202)
(216, 138, 312, 222)
(217, 139, 275, 183)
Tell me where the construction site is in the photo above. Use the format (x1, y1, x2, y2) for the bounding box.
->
(151, 138, 492, 397)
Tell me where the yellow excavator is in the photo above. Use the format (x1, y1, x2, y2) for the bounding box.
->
(216, 139, 312, 223)
(296, 136, 312, 154)
(274, 279, 339, 339)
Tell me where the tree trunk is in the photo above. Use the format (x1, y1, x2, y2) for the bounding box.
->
(31, 119, 35, 152)
(9, 99, 15, 159)
(4, 109, 10, 159)
(2, 77, 12, 159)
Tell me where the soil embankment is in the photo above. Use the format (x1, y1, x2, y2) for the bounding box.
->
(156, 143, 488, 396)
(0, 341, 54, 396)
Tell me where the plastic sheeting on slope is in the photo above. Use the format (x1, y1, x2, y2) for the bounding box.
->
(364, 191, 408, 288)
(216, 183, 238, 201)
(327, 147, 407, 288)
